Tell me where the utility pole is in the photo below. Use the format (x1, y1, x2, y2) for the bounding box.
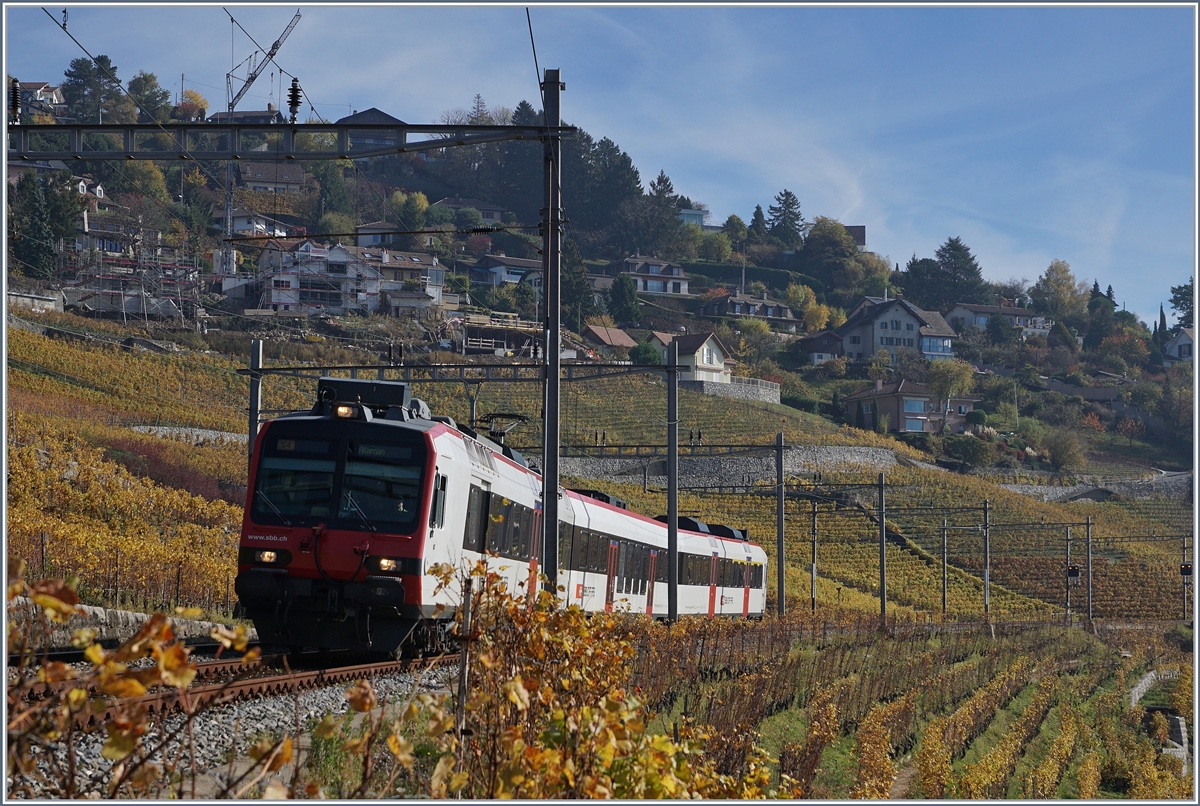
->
(540, 68, 563, 596)
(248, 339, 262, 475)
(776, 432, 785, 616)
(667, 338, 679, 622)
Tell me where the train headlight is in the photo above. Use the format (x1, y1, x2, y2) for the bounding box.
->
(378, 558, 398, 572)
(255, 550, 278, 563)
(335, 404, 358, 418)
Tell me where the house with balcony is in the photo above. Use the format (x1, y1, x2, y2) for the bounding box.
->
(225, 208, 288, 238)
(602, 253, 690, 296)
(471, 254, 542, 286)
(842, 379, 978, 434)
(835, 295, 956, 362)
(797, 330, 843, 365)
(647, 330, 780, 404)
(14, 81, 69, 120)
(251, 240, 442, 315)
(699, 291, 800, 332)
(945, 302, 1052, 338)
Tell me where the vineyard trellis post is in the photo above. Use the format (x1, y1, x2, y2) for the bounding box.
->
(777, 431, 785, 616)
(1086, 515, 1093, 623)
(1065, 526, 1072, 625)
(811, 498, 817, 613)
(983, 499, 991, 622)
(878, 472, 886, 631)
(1184, 534, 1191, 621)
(942, 519, 948, 617)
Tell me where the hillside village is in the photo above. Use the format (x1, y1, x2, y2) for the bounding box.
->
(7, 75, 1195, 476)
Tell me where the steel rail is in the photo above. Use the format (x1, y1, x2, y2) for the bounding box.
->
(71, 654, 454, 731)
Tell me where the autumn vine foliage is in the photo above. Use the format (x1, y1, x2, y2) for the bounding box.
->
(6, 410, 242, 614)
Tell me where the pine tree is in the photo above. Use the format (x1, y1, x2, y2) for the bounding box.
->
(560, 238, 595, 331)
(13, 176, 57, 279)
(855, 399, 866, 430)
(1158, 305, 1169, 346)
(1105, 284, 1115, 304)
(747, 205, 769, 243)
(1091, 280, 1103, 300)
(608, 273, 640, 324)
(929, 237, 989, 310)
(767, 189, 804, 248)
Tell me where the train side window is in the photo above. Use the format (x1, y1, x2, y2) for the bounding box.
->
(638, 546, 648, 595)
(587, 531, 602, 572)
(570, 527, 585, 571)
(463, 485, 488, 553)
(559, 521, 573, 571)
(508, 505, 526, 559)
(485, 494, 510, 554)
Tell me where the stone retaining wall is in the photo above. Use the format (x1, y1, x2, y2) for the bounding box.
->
(11, 598, 257, 646)
(561, 445, 897, 486)
(679, 379, 781, 405)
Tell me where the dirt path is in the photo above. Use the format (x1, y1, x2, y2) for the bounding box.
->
(890, 763, 918, 799)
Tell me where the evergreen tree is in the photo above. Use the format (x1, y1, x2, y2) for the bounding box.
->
(722, 214, 747, 244)
(766, 189, 804, 248)
(61, 55, 123, 123)
(608, 273, 640, 324)
(1159, 304, 1169, 345)
(1169, 277, 1193, 330)
(747, 205, 769, 242)
(11, 175, 57, 279)
(126, 71, 170, 123)
(855, 399, 866, 430)
(898, 254, 941, 310)
(1105, 284, 1115, 304)
(560, 238, 596, 331)
(928, 236, 989, 311)
(1091, 279, 1103, 300)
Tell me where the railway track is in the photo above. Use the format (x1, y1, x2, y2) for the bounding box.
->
(11, 652, 456, 732)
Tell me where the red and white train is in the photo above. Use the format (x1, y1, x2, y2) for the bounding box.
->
(235, 378, 768, 655)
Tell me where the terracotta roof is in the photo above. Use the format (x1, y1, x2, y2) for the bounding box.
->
(583, 325, 637, 349)
(842, 379, 978, 402)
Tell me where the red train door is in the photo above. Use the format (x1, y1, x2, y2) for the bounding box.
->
(646, 551, 657, 615)
(742, 561, 752, 617)
(707, 553, 719, 617)
(526, 509, 541, 607)
(604, 540, 619, 612)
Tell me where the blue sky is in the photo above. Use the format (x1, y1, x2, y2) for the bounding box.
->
(5, 3, 1195, 324)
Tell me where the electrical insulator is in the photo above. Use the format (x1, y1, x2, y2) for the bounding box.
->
(10, 78, 20, 123)
(287, 77, 302, 124)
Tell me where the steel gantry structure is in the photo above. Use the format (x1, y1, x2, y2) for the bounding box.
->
(9, 70, 581, 613)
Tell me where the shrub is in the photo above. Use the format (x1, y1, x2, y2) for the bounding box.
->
(1042, 429, 1085, 470)
(944, 434, 995, 468)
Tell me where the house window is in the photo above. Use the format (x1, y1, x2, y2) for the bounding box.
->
(958, 405, 967, 414)
(648, 280, 665, 293)
(735, 304, 742, 314)
(650, 265, 660, 274)
(880, 336, 887, 345)
(905, 418, 924, 432)
(704, 347, 714, 365)
(880, 321, 888, 330)
(862, 402, 873, 414)
(892, 320, 900, 330)
(255, 172, 263, 178)
(482, 211, 497, 220)
(850, 335, 861, 345)
(906, 323, 914, 330)
(672, 282, 681, 294)
(903, 399, 925, 413)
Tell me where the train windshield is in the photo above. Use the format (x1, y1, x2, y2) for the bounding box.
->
(338, 441, 423, 530)
(252, 438, 337, 521)
(250, 426, 427, 533)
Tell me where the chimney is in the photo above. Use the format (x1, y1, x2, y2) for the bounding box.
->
(883, 287, 888, 302)
(875, 378, 883, 392)
(381, 250, 389, 263)
(267, 102, 277, 112)
(762, 290, 768, 300)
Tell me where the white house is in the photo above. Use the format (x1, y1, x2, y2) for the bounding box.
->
(1163, 328, 1194, 365)
(647, 331, 733, 382)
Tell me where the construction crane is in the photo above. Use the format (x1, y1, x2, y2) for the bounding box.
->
(221, 9, 301, 280)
